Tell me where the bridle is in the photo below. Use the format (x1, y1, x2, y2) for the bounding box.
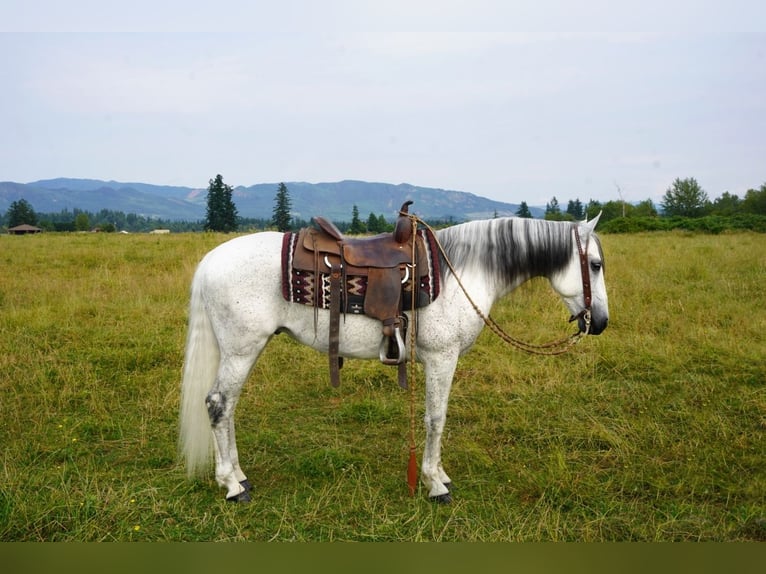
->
(568, 224, 593, 334)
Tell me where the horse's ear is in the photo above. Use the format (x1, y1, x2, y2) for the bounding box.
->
(584, 211, 602, 231)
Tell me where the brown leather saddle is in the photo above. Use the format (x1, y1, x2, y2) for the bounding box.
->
(286, 201, 435, 388)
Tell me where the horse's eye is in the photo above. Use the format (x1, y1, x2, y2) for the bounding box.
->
(590, 261, 602, 272)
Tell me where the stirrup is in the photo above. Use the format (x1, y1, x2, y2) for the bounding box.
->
(379, 325, 406, 365)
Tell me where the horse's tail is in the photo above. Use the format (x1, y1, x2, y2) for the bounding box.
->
(179, 275, 218, 478)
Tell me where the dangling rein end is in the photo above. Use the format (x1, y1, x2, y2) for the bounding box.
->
(407, 445, 418, 496)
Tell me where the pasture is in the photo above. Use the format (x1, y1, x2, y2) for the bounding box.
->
(0, 229, 763, 541)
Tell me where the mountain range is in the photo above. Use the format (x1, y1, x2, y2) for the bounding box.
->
(0, 178, 543, 222)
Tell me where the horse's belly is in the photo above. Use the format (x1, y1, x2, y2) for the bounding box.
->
(282, 306, 399, 360)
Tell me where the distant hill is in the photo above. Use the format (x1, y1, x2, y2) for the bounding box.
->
(0, 178, 543, 222)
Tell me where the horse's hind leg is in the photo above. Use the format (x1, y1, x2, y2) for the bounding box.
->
(206, 353, 257, 502)
(211, 415, 251, 501)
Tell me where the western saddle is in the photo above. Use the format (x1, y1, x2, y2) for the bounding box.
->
(289, 201, 430, 388)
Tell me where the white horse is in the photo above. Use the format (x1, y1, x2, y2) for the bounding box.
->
(179, 215, 609, 503)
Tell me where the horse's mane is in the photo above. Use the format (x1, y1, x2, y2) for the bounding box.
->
(434, 217, 575, 287)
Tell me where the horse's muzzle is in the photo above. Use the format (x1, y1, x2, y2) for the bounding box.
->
(570, 310, 608, 335)
(584, 315, 608, 335)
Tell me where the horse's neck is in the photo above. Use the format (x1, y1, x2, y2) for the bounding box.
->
(435, 221, 513, 303)
(436, 218, 568, 300)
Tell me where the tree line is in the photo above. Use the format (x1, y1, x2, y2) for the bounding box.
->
(0, 177, 401, 234)
(519, 178, 766, 233)
(3, 175, 765, 234)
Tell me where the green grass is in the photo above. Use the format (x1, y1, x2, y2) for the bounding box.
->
(0, 230, 764, 541)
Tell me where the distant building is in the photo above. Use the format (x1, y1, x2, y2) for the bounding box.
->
(149, 229, 171, 234)
(8, 224, 42, 235)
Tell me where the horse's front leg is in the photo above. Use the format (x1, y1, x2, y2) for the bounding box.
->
(206, 355, 254, 502)
(421, 354, 459, 503)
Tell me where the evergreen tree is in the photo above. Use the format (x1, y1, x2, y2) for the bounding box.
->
(348, 205, 366, 234)
(271, 182, 292, 232)
(367, 212, 382, 233)
(545, 196, 569, 220)
(566, 198, 585, 220)
(515, 201, 533, 218)
(205, 174, 238, 232)
(6, 199, 38, 227)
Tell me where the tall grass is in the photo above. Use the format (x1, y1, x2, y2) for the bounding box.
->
(0, 230, 763, 541)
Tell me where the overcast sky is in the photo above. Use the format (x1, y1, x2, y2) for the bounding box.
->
(1, 1, 764, 207)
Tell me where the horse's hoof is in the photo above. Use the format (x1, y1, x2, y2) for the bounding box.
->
(226, 489, 252, 503)
(430, 492, 452, 504)
(240, 479, 253, 492)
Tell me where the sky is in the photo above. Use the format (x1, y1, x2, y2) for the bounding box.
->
(1, 1, 765, 207)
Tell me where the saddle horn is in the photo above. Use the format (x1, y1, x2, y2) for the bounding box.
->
(394, 201, 414, 243)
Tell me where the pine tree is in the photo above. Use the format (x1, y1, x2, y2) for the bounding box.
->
(367, 212, 382, 233)
(566, 198, 584, 220)
(515, 201, 533, 218)
(348, 205, 366, 234)
(6, 199, 38, 227)
(545, 196, 567, 220)
(271, 182, 292, 231)
(204, 174, 238, 232)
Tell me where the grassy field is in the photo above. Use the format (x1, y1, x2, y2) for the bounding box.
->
(0, 229, 764, 541)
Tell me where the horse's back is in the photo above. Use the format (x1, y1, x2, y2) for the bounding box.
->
(197, 231, 284, 282)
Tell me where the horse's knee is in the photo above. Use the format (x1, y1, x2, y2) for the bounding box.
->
(205, 391, 227, 426)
